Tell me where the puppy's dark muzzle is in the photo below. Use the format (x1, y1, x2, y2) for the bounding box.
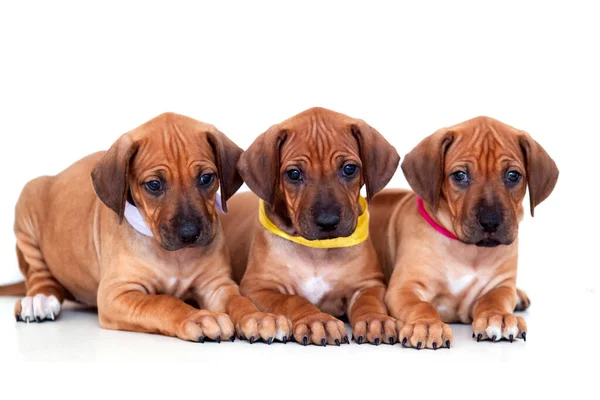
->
(160, 215, 215, 251)
(315, 211, 341, 232)
(477, 205, 503, 233)
(462, 201, 515, 247)
(177, 220, 201, 244)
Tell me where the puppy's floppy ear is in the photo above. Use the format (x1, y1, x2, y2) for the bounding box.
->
(519, 133, 559, 217)
(91, 133, 139, 222)
(351, 120, 400, 201)
(237, 125, 287, 206)
(401, 129, 454, 212)
(206, 128, 244, 212)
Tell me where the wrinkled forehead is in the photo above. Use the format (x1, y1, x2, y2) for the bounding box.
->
(130, 121, 216, 176)
(445, 119, 525, 172)
(279, 115, 360, 168)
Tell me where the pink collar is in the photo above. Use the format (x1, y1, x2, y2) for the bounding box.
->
(416, 197, 458, 240)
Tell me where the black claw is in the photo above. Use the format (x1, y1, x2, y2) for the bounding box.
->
(472, 332, 475, 338)
(320, 338, 327, 346)
(35, 316, 42, 323)
(389, 336, 395, 345)
(282, 336, 287, 344)
(15, 314, 21, 322)
(357, 335, 364, 345)
(215, 335, 221, 343)
(239, 335, 244, 341)
(290, 334, 295, 342)
(509, 334, 514, 343)
(491, 335, 497, 342)
(198, 336, 205, 343)
(402, 337, 408, 346)
(267, 337, 274, 345)
(432, 342, 437, 350)
(477, 333, 482, 342)
(302, 336, 308, 346)
(249, 336, 255, 344)
(416, 342, 422, 350)
(343, 335, 349, 344)
(522, 332, 526, 341)
(446, 340, 451, 349)
(335, 339, 340, 346)
(230, 335, 236, 342)
(374, 338, 380, 346)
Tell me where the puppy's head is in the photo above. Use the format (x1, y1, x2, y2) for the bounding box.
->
(238, 107, 399, 240)
(92, 112, 243, 251)
(402, 116, 558, 247)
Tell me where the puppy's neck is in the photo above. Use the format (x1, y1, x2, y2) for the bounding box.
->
(263, 199, 297, 236)
(422, 198, 456, 238)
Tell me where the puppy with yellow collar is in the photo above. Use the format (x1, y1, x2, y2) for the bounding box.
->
(221, 107, 400, 346)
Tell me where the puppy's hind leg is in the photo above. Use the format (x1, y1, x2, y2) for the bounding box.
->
(14, 241, 66, 323)
(514, 288, 531, 312)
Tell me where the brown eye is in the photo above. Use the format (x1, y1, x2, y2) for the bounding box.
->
(286, 169, 302, 181)
(342, 164, 358, 177)
(505, 170, 522, 185)
(144, 180, 163, 194)
(451, 171, 468, 183)
(198, 173, 215, 187)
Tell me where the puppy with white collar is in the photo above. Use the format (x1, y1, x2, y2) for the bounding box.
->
(3, 112, 291, 343)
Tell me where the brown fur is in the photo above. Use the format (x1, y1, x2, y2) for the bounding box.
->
(5, 112, 292, 343)
(370, 116, 558, 349)
(222, 107, 400, 345)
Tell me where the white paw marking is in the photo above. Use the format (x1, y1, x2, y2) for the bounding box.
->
(486, 324, 502, 341)
(505, 325, 519, 339)
(20, 294, 60, 322)
(274, 327, 287, 341)
(447, 273, 474, 295)
(301, 276, 331, 305)
(437, 305, 450, 314)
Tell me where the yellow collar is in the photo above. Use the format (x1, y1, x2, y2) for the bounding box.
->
(258, 197, 369, 249)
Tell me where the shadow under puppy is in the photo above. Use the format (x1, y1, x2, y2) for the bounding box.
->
(7, 112, 291, 343)
(221, 107, 400, 345)
(370, 116, 558, 349)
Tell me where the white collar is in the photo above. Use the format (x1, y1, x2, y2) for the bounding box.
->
(124, 193, 225, 238)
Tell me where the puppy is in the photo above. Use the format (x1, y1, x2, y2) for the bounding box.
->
(221, 107, 400, 345)
(7, 112, 291, 343)
(369, 116, 558, 349)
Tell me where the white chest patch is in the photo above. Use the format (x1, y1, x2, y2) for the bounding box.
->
(300, 276, 331, 305)
(167, 277, 178, 289)
(448, 273, 475, 295)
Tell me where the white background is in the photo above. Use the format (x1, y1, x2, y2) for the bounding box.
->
(0, 1, 598, 398)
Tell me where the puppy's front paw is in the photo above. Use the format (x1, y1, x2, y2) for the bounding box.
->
(293, 312, 348, 346)
(15, 294, 61, 323)
(352, 313, 397, 345)
(472, 312, 527, 342)
(179, 310, 235, 343)
(398, 318, 453, 350)
(236, 312, 292, 344)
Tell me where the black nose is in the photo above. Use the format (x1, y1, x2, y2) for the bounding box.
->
(178, 221, 200, 244)
(477, 205, 503, 233)
(315, 211, 341, 231)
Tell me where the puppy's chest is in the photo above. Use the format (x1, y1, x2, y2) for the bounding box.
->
(145, 257, 206, 298)
(157, 274, 195, 297)
(284, 258, 350, 316)
(431, 261, 500, 323)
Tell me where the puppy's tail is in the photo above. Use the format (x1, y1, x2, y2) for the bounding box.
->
(0, 281, 26, 296)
